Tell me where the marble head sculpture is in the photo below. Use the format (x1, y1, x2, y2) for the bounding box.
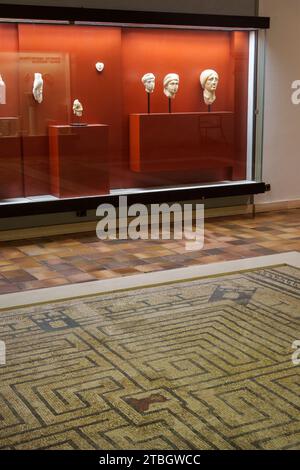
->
(200, 69, 219, 106)
(72, 99, 83, 117)
(163, 73, 179, 99)
(141, 73, 155, 93)
(32, 72, 43, 104)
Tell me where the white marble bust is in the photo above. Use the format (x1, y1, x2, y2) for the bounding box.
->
(200, 69, 219, 106)
(73, 99, 83, 117)
(163, 73, 179, 99)
(33, 72, 43, 104)
(141, 72, 155, 93)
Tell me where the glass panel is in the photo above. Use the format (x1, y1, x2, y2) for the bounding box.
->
(0, 21, 262, 204)
(0, 24, 23, 201)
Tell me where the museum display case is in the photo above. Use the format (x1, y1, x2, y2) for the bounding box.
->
(0, 4, 270, 216)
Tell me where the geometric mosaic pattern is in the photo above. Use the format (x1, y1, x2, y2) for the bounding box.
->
(0, 264, 300, 450)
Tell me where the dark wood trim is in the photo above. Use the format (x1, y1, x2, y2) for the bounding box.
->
(0, 4, 270, 29)
(0, 182, 270, 218)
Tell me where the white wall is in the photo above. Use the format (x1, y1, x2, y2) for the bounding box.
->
(0, 0, 257, 15)
(258, 0, 300, 203)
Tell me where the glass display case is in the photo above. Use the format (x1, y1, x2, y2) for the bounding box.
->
(0, 5, 270, 217)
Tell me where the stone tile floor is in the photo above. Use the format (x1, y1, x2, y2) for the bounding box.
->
(0, 209, 299, 294)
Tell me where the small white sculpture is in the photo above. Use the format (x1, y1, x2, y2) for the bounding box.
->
(0, 74, 6, 104)
(141, 73, 155, 94)
(200, 69, 219, 106)
(0, 74, 6, 105)
(163, 73, 179, 99)
(73, 99, 83, 117)
(32, 72, 43, 104)
(95, 62, 104, 72)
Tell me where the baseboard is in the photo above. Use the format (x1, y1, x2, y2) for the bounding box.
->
(255, 199, 300, 213)
(0, 220, 98, 242)
(0, 200, 299, 242)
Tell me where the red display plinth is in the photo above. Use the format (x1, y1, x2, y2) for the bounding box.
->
(49, 124, 109, 198)
(0, 117, 23, 198)
(0, 136, 23, 199)
(130, 112, 235, 174)
(23, 136, 51, 196)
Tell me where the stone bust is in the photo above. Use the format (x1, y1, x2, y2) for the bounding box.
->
(73, 99, 83, 117)
(163, 73, 179, 99)
(141, 73, 155, 93)
(200, 69, 219, 106)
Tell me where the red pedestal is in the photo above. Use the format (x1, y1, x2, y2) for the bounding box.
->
(130, 112, 235, 175)
(23, 135, 51, 196)
(49, 124, 109, 198)
(0, 117, 23, 199)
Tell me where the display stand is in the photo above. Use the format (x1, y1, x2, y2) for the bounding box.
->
(130, 112, 234, 173)
(22, 135, 51, 196)
(49, 124, 109, 198)
(0, 118, 23, 199)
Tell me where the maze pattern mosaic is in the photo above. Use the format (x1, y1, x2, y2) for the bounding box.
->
(0, 264, 300, 449)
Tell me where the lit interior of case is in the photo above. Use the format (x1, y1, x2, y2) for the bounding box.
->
(0, 20, 259, 201)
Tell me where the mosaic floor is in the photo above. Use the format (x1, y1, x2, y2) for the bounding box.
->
(0, 263, 300, 449)
(0, 209, 299, 295)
